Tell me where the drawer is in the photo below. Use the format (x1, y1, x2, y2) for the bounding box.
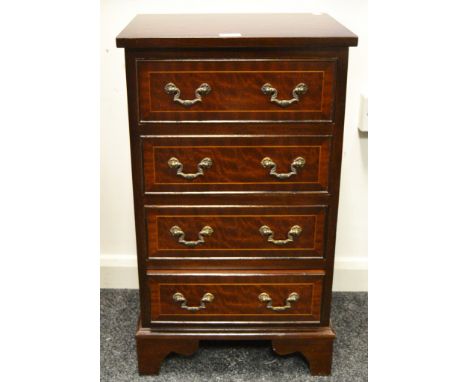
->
(142, 136, 331, 192)
(137, 59, 336, 122)
(145, 206, 327, 260)
(147, 270, 324, 323)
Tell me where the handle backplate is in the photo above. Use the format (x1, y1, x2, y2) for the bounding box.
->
(168, 157, 212, 180)
(261, 83, 308, 107)
(261, 156, 305, 179)
(170, 225, 213, 247)
(258, 292, 300, 311)
(259, 225, 302, 245)
(165, 82, 211, 107)
(173, 292, 214, 312)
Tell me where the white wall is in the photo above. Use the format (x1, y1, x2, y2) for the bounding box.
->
(100, 0, 368, 291)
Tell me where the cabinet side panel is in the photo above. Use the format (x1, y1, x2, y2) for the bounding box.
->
(320, 47, 350, 324)
(125, 49, 150, 325)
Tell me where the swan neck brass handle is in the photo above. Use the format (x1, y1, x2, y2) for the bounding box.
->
(164, 82, 211, 107)
(173, 292, 214, 312)
(261, 83, 308, 107)
(261, 157, 305, 179)
(259, 225, 302, 245)
(170, 225, 213, 247)
(168, 157, 212, 180)
(258, 292, 300, 311)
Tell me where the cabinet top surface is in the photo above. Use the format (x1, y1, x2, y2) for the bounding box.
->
(116, 13, 358, 49)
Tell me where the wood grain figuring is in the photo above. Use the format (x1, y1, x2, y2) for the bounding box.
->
(155, 215, 318, 250)
(148, 271, 323, 322)
(117, 13, 357, 376)
(144, 205, 326, 260)
(143, 136, 331, 192)
(138, 60, 335, 122)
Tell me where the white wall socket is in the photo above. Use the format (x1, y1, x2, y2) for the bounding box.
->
(358, 94, 368, 133)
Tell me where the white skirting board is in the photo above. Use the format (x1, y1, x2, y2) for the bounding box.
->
(100, 254, 368, 291)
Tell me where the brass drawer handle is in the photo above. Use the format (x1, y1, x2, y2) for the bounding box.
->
(261, 156, 305, 179)
(258, 292, 300, 311)
(261, 83, 308, 107)
(170, 225, 214, 247)
(168, 157, 212, 180)
(173, 292, 214, 312)
(259, 225, 302, 245)
(164, 82, 211, 106)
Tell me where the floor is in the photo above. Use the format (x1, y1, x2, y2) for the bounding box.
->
(101, 290, 367, 382)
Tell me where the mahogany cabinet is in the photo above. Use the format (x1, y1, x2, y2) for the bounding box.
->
(116, 13, 357, 375)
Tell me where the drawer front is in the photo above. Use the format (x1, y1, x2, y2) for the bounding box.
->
(147, 271, 324, 323)
(143, 136, 331, 192)
(137, 59, 336, 122)
(145, 206, 326, 259)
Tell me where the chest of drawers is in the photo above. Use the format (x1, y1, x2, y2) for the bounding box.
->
(116, 13, 357, 376)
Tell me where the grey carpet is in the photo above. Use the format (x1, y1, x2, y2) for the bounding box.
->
(101, 290, 367, 382)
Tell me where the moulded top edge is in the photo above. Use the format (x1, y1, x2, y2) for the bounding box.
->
(116, 13, 358, 49)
